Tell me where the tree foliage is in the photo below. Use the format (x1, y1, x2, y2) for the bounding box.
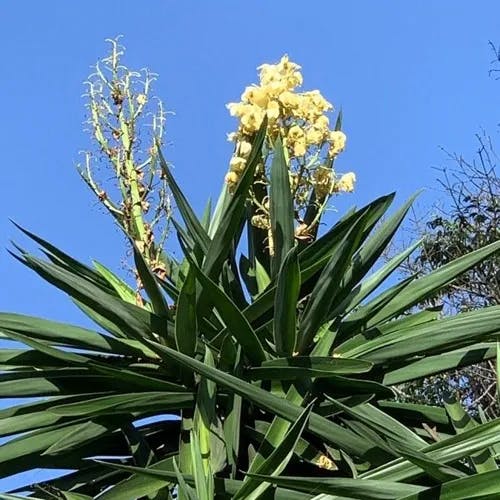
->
(408, 137, 499, 312)
(395, 44, 500, 417)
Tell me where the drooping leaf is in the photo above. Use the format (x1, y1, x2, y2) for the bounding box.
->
(244, 474, 426, 499)
(49, 392, 194, 417)
(247, 356, 373, 380)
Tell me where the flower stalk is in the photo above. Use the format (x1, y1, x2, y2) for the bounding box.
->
(80, 38, 172, 281)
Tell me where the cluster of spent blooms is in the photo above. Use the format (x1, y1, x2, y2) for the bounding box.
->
(225, 55, 356, 240)
(80, 38, 172, 290)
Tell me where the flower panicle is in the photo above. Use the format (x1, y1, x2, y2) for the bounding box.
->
(225, 55, 356, 245)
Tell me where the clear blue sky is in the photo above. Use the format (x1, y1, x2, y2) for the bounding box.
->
(0, 0, 499, 491)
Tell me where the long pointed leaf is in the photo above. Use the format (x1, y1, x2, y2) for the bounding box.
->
(156, 145, 211, 254)
(384, 342, 498, 385)
(175, 266, 197, 359)
(49, 392, 194, 417)
(270, 137, 294, 276)
(132, 241, 170, 319)
(202, 117, 267, 281)
(298, 213, 369, 351)
(351, 240, 500, 329)
(184, 253, 267, 365)
(93, 259, 138, 305)
(247, 356, 373, 380)
(12, 249, 169, 343)
(0, 313, 152, 357)
(363, 418, 500, 482)
(399, 469, 500, 500)
(444, 395, 497, 473)
(348, 306, 500, 365)
(273, 247, 300, 356)
(12, 222, 111, 291)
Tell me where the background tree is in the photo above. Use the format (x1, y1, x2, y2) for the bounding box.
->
(396, 44, 500, 418)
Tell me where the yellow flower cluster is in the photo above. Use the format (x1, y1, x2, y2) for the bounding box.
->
(226, 55, 346, 190)
(335, 172, 356, 193)
(313, 168, 357, 198)
(225, 55, 356, 245)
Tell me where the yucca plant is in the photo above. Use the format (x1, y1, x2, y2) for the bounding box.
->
(1, 49, 500, 500)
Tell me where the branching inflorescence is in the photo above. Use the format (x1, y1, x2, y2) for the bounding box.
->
(226, 55, 355, 248)
(80, 37, 172, 282)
